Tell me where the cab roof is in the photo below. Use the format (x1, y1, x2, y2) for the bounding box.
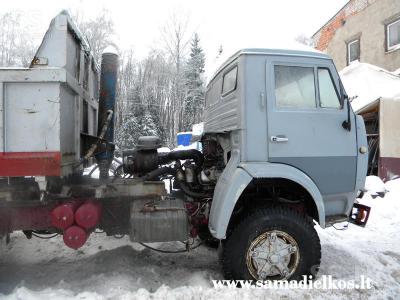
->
(208, 47, 331, 85)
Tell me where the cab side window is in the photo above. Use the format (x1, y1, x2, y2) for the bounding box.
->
(274, 65, 316, 108)
(222, 66, 237, 95)
(318, 68, 341, 109)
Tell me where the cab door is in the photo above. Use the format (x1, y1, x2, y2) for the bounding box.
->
(266, 57, 357, 198)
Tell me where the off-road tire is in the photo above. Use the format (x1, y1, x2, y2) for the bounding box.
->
(222, 206, 321, 281)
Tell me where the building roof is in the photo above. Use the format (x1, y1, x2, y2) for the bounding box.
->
(311, 0, 377, 51)
(311, 1, 351, 38)
(339, 61, 400, 112)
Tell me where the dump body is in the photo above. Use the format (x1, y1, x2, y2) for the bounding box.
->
(0, 12, 99, 177)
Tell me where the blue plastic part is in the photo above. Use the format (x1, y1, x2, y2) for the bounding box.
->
(177, 133, 192, 146)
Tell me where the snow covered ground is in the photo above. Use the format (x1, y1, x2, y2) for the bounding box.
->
(0, 177, 399, 299)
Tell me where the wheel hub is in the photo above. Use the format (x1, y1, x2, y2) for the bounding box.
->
(246, 230, 300, 280)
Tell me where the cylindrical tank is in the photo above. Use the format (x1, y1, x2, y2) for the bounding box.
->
(75, 200, 102, 230)
(97, 48, 119, 179)
(51, 201, 81, 230)
(63, 225, 88, 249)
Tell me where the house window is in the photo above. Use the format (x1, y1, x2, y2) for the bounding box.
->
(274, 65, 316, 108)
(222, 66, 237, 95)
(347, 39, 360, 65)
(387, 18, 400, 51)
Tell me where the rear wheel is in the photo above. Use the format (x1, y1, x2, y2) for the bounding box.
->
(222, 206, 321, 281)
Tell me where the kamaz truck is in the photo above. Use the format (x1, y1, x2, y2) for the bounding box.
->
(0, 12, 370, 281)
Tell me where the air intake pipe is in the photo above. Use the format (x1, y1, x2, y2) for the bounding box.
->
(158, 149, 204, 167)
(96, 48, 119, 179)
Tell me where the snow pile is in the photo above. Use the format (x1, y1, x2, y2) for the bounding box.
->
(1, 177, 400, 299)
(364, 175, 387, 197)
(102, 45, 118, 55)
(82, 158, 121, 179)
(157, 147, 171, 153)
(339, 61, 400, 112)
(173, 143, 199, 151)
(192, 122, 204, 137)
(82, 164, 113, 179)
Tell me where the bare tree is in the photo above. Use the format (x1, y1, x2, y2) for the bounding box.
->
(295, 34, 314, 47)
(161, 12, 192, 143)
(115, 47, 173, 148)
(71, 9, 116, 66)
(115, 48, 137, 130)
(0, 11, 36, 67)
(161, 12, 191, 73)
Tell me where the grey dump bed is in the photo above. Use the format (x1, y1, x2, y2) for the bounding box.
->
(0, 12, 99, 177)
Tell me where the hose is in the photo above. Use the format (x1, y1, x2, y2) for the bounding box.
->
(88, 164, 99, 176)
(158, 149, 204, 167)
(333, 223, 349, 230)
(32, 233, 59, 239)
(142, 167, 176, 181)
(113, 234, 125, 239)
(178, 181, 211, 198)
(84, 110, 113, 161)
(75, 110, 113, 168)
(141, 164, 210, 198)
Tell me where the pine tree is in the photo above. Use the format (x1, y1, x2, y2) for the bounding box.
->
(115, 113, 140, 150)
(115, 105, 161, 151)
(183, 33, 206, 131)
(140, 108, 159, 137)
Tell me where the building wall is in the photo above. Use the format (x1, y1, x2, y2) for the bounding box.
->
(313, 0, 400, 71)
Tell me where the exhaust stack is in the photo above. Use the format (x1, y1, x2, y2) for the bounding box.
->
(97, 48, 119, 179)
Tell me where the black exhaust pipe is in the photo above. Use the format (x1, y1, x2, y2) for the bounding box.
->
(96, 49, 119, 179)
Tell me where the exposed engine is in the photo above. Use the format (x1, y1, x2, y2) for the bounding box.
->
(117, 135, 225, 245)
(121, 136, 222, 194)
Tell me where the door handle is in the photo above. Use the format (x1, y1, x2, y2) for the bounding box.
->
(270, 135, 288, 142)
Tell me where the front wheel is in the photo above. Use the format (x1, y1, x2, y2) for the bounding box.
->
(222, 206, 321, 281)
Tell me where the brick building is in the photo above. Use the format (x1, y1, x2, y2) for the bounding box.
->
(312, 0, 400, 72)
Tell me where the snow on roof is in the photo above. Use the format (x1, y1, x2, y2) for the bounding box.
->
(192, 122, 204, 137)
(339, 61, 400, 112)
(103, 45, 119, 55)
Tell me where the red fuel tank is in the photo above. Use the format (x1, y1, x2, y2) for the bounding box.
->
(75, 200, 102, 230)
(51, 202, 80, 230)
(63, 225, 88, 249)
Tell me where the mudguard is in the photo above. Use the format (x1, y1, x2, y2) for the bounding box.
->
(209, 158, 325, 239)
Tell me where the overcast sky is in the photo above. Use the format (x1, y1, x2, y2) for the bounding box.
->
(3, 0, 348, 72)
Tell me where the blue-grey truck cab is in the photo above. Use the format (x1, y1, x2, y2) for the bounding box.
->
(200, 48, 369, 281)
